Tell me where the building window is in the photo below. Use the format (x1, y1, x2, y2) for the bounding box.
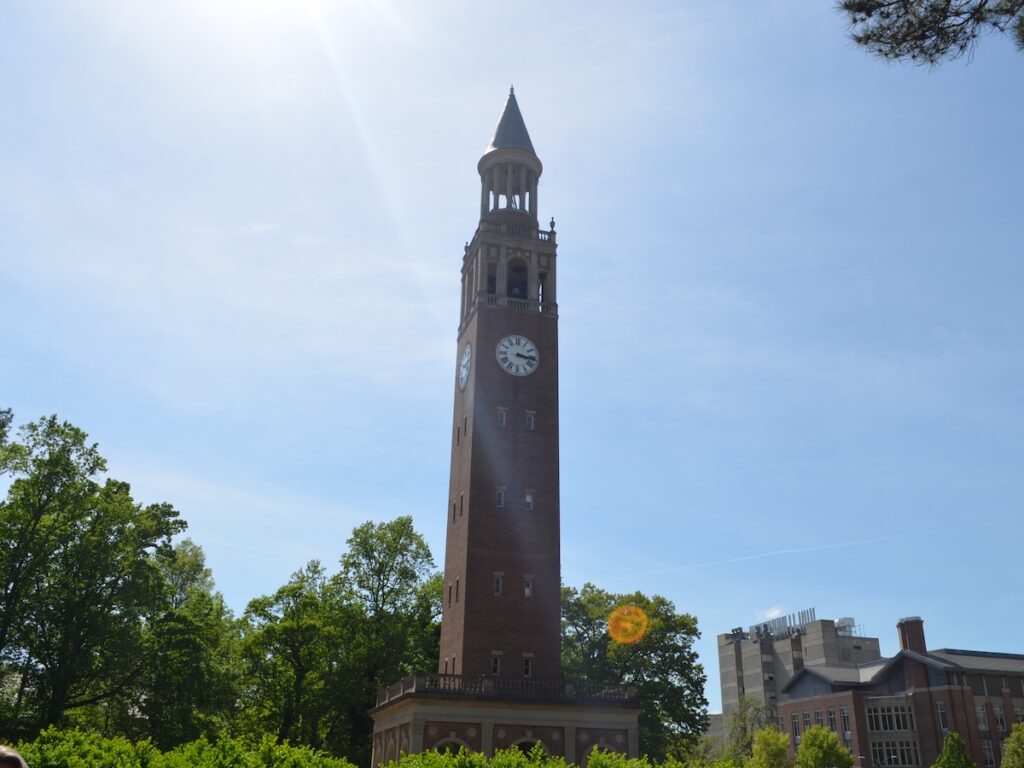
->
(491, 654, 501, 675)
(815, 710, 823, 727)
(523, 655, 533, 677)
(995, 703, 1007, 732)
(872, 742, 919, 766)
(496, 488, 505, 509)
(452, 501, 457, 522)
(493, 574, 503, 596)
(524, 577, 534, 598)
(459, 493, 464, 517)
(828, 709, 837, 732)
(977, 704, 990, 732)
(982, 740, 995, 767)
(456, 426, 460, 446)
(452, 654, 456, 673)
(937, 702, 949, 731)
(444, 658, 449, 674)
(803, 712, 812, 730)
(455, 578, 459, 602)
(448, 584, 452, 606)
(524, 492, 534, 511)
(498, 408, 508, 428)
(1015, 702, 1024, 723)
(868, 705, 915, 732)
(526, 412, 535, 432)
(841, 707, 850, 735)
(791, 714, 801, 746)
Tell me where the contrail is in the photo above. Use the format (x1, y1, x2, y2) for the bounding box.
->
(618, 531, 928, 579)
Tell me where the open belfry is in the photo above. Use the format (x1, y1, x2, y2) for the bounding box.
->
(370, 89, 641, 765)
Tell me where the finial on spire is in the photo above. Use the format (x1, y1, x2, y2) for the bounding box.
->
(510, 84, 515, 95)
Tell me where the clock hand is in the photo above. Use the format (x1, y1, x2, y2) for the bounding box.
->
(515, 353, 537, 361)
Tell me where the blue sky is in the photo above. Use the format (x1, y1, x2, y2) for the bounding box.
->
(2, 1, 1023, 715)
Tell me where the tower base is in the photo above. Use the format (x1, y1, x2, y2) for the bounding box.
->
(371, 673, 641, 767)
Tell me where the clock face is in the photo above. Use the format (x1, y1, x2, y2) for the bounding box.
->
(495, 335, 539, 376)
(458, 343, 472, 391)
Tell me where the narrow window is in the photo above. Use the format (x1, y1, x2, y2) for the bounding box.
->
(827, 709, 837, 732)
(996, 703, 1007, 731)
(791, 714, 800, 746)
(452, 501, 457, 523)
(444, 658, 449, 674)
(448, 584, 452, 606)
(493, 574, 503, 596)
(524, 492, 534, 512)
(459, 493, 464, 517)
(455, 578, 459, 603)
(841, 707, 850, 734)
(526, 412, 536, 432)
(464, 416, 467, 433)
(803, 712, 811, 730)
(814, 710, 822, 726)
(496, 488, 505, 509)
(456, 426, 460, 446)
(523, 655, 533, 677)
(452, 655, 456, 673)
(524, 577, 533, 598)
(978, 704, 990, 732)
(498, 408, 507, 428)
(937, 702, 948, 731)
(491, 654, 501, 675)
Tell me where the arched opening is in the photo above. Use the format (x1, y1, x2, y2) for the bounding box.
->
(434, 738, 470, 755)
(511, 739, 548, 756)
(507, 258, 528, 300)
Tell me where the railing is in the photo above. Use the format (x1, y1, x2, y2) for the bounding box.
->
(375, 672, 637, 707)
(478, 294, 557, 315)
(477, 221, 556, 244)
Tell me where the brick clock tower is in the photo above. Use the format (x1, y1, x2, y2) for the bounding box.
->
(371, 89, 639, 767)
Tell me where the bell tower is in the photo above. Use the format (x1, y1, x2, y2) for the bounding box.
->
(371, 90, 639, 767)
(440, 87, 561, 682)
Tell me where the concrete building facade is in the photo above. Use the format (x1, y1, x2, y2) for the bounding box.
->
(718, 609, 882, 720)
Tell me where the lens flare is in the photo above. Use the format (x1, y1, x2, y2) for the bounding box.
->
(608, 604, 649, 645)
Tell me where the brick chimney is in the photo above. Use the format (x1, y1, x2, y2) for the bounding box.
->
(897, 617, 927, 653)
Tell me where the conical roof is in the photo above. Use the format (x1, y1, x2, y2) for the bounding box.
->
(484, 87, 536, 156)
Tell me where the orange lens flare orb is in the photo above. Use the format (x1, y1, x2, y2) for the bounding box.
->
(608, 604, 649, 645)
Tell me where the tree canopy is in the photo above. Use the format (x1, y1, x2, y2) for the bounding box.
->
(794, 726, 852, 768)
(839, 0, 1024, 64)
(561, 583, 708, 761)
(1001, 723, 1024, 768)
(932, 732, 975, 768)
(1, 411, 709, 766)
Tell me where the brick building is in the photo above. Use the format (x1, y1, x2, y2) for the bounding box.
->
(778, 617, 1024, 768)
(370, 89, 640, 766)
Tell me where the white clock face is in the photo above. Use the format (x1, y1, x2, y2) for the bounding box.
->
(458, 344, 472, 391)
(495, 335, 539, 376)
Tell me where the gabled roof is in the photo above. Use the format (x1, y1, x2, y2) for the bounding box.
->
(485, 87, 536, 156)
(782, 663, 880, 693)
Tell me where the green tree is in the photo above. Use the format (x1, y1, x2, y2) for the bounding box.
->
(795, 726, 852, 768)
(933, 732, 975, 768)
(329, 516, 440, 766)
(0, 414, 185, 737)
(241, 560, 340, 748)
(839, 0, 1024, 64)
(561, 583, 708, 761)
(747, 726, 792, 768)
(1001, 723, 1024, 768)
(723, 698, 775, 766)
(141, 538, 240, 748)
